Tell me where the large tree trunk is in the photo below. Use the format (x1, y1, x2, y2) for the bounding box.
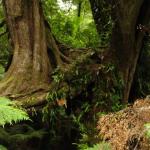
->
(0, 0, 52, 96)
(111, 0, 150, 103)
(90, 0, 150, 103)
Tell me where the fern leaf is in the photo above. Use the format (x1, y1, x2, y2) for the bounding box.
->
(0, 97, 12, 105)
(0, 97, 30, 126)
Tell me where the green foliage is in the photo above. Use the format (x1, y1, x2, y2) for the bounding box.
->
(43, 0, 100, 48)
(94, 0, 113, 46)
(43, 87, 68, 137)
(144, 123, 150, 138)
(0, 65, 4, 80)
(9, 128, 46, 142)
(52, 53, 124, 112)
(44, 52, 124, 145)
(0, 145, 7, 150)
(78, 143, 111, 150)
(0, 4, 10, 67)
(0, 97, 30, 126)
(0, 125, 46, 150)
(52, 67, 65, 83)
(91, 63, 124, 112)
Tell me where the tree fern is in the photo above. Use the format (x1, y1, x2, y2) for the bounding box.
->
(0, 97, 30, 126)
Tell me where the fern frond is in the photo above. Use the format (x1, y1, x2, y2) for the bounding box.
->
(0, 97, 12, 105)
(0, 97, 30, 126)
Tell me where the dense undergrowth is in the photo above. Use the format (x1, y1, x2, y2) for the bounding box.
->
(0, 0, 149, 150)
(43, 0, 101, 48)
(42, 50, 125, 149)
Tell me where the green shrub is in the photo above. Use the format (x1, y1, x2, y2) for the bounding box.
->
(78, 142, 111, 150)
(144, 123, 150, 138)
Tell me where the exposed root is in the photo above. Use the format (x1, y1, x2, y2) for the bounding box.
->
(0, 73, 50, 97)
(14, 91, 48, 108)
(45, 21, 72, 67)
(0, 45, 107, 110)
(58, 50, 71, 63)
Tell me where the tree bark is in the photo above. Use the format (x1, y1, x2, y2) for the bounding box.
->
(90, 0, 150, 103)
(111, 0, 150, 103)
(0, 0, 52, 96)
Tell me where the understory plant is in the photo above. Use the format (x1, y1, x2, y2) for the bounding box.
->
(0, 97, 30, 126)
(78, 142, 111, 150)
(144, 123, 150, 138)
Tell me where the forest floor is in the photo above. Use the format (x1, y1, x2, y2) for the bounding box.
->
(97, 96, 150, 150)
